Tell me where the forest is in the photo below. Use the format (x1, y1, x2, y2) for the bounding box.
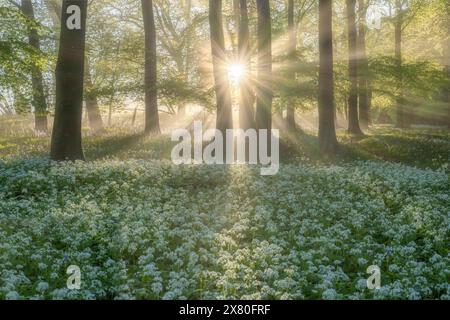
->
(0, 0, 449, 300)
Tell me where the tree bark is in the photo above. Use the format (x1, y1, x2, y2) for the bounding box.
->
(238, 0, 255, 130)
(445, 1, 450, 128)
(233, 0, 240, 34)
(357, 0, 369, 129)
(209, 0, 233, 136)
(346, 0, 363, 134)
(132, 106, 138, 126)
(142, 0, 161, 134)
(21, 0, 48, 133)
(44, 0, 61, 27)
(50, 0, 87, 160)
(178, 0, 192, 116)
(395, 0, 405, 128)
(285, 0, 296, 130)
(43, 0, 60, 112)
(44, 0, 103, 132)
(318, 0, 338, 154)
(255, 0, 272, 132)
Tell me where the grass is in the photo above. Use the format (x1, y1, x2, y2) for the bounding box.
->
(1, 115, 449, 170)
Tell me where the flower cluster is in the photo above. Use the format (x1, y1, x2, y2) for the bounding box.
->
(0, 158, 448, 299)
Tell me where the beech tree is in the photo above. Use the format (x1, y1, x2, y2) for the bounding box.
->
(346, 0, 363, 134)
(285, 0, 296, 130)
(209, 0, 233, 136)
(44, 0, 61, 23)
(45, 0, 103, 133)
(238, 0, 255, 130)
(255, 0, 272, 132)
(389, 0, 422, 128)
(142, 0, 160, 134)
(445, 0, 450, 128)
(318, 0, 338, 154)
(357, 0, 370, 129)
(84, 57, 104, 132)
(394, 0, 406, 128)
(21, 0, 48, 132)
(50, 0, 88, 160)
(153, 0, 194, 116)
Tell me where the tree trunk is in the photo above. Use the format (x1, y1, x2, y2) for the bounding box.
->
(445, 1, 450, 128)
(178, 0, 192, 116)
(84, 57, 104, 132)
(395, 0, 405, 128)
(45, 1, 99, 133)
(13, 89, 28, 114)
(44, 0, 61, 27)
(43, 0, 59, 114)
(233, 0, 240, 34)
(21, 0, 48, 133)
(142, 0, 160, 134)
(357, 0, 369, 129)
(344, 95, 348, 120)
(108, 104, 112, 126)
(50, 0, 87, 160)
(132, 106, 138, 126)
(209, 0, 233, 136)
(255, 0, 272, 132)
(318, 0, 338, 154)
(285, 0, 297, 130)
(346, 0, 362, 135)
(367, 82, 373, 123)
(238, 0, 255, 130)
(44, 0, 103, 132)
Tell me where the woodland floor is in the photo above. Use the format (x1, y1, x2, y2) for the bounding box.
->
(0, 115, 449, 299)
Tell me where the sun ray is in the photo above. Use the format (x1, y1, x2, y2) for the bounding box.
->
(228, 63, 246, 85)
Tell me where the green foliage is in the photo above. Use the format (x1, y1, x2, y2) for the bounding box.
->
(158, 77, 214, 112)
(369, 57, 449, 99)
(0, 5, 52, 114)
